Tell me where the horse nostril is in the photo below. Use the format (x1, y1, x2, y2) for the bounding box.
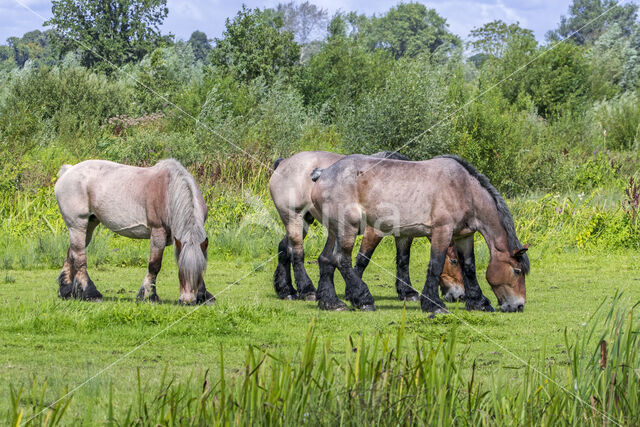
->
(517, 304, 524, 312)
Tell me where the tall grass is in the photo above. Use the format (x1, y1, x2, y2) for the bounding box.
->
(8, 295, 639, 425)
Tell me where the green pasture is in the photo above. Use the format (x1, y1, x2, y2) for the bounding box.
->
(2, 239, 639, 424)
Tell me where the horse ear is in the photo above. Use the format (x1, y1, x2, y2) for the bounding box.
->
(174, 238, 183, 252)
(200, 237, 208, 253)
(512, 244, 529, 258)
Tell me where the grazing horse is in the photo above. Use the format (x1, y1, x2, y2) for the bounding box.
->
(310, 154, 529, 313)
(269, 151, 464, 308)
(54, 159, 213, 305)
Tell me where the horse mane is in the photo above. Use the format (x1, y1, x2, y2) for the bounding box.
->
(272, 157, 284, 171)
(371, 151, 409, 161)
(436, 155, 529, 274)
(157, 159, 208, 280)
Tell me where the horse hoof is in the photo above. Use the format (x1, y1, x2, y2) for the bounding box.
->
(282, 294, 296, 301)
(318, 300, 348, 311)
(466, 298, 495, 312)
(301, 292, 317, 301)
(359, 304, 376, 312)
(403, 295, 420, 302)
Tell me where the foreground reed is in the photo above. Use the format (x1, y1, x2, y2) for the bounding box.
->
(8, 294, 639, 426)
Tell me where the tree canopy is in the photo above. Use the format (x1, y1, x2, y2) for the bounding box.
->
(547, 0, 638, 44)
(211, 6, 300, 83)
(45, 0, 168, 69)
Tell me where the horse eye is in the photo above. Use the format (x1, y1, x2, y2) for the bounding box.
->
(513, 268, 522, 275)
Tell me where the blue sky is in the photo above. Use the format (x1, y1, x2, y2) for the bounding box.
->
(2, 0, 572, 44)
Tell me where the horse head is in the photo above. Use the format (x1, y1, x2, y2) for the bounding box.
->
(174, 236, 209, 305)
(486, 244, 528, 312)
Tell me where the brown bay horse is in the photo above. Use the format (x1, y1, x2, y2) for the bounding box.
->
(54, 159, 213, 305)
(310, 154, 529, 313)
(269, 151, 464, 309)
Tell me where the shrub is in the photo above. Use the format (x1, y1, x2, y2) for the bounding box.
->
(340, 55, 455, 160)
(592, 91, 640, 150)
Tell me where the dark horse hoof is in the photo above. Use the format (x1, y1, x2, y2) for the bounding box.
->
(400, 294, 420, 303)
(197, 290, 216, 305)
(282, 294, 297, 301)
(83, 290, 103, 302)
(300, 292, 317, 301)
(359, 304, 376, 312)
(58, 284, 74, 299)
(466, 297, 495, 312)
(318, 299, 348, 311)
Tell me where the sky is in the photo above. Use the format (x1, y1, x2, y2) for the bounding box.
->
(1, 0, 573, 44)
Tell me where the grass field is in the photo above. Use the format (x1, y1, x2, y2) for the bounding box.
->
(2, 239, 640, 424)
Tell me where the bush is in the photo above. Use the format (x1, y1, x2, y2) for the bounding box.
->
(0, 65, 135, 154)
(592, 91, 640, 150)
(340, 55, 456, 159)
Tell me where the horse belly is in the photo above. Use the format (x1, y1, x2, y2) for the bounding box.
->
(93, 207, 151, 239)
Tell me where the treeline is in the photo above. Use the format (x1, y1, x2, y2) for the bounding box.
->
(2, 0, 640, 197)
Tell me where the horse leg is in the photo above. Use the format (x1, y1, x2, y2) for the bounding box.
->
(395, 237, 419, 301)
(59, 215, 98, 298)
(354, 226, 382, 278)
(273, 236, 295, 299)
(420, 230, 450, 314)
(316, 232, 347, 311)
(336, 229, 376, 311)
(137, 228, 165, 303)
(286, 216, 316, 301)
(58, 247, 75, 299)
(68, 223, 102, 301)
(455, 235, 495, 312)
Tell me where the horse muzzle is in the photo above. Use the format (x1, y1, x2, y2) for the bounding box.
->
(499, 297, 525, 312)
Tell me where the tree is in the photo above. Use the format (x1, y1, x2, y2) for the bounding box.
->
(188, 30, 211, 62)
(547, 0, 638, 45)
(274, 1, 328, 44)
(297, 34, 393, 110)
(469, 20, 535, 57)
(45, 0, 168, 69)
(6, 30, 57, 67)
(361, 3, 461, 59)
(211, 6, 300, 84)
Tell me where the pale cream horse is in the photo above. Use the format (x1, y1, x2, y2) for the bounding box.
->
(54, 159, 213, 305)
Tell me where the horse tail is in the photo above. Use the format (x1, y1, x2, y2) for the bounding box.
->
(272, 158, 284, 171)
(58, 164, 73, 178)
(310, 168, 324, 182)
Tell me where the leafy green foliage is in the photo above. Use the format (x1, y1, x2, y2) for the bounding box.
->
(592, 91, 640, 150)
(45, 0, 168, 69)
(187, 30, 211, 62)
(211, 5, 300, 84)
(296, 35, 393, 111)
(361, 2, 461, 59)
(548, 0, 638, 45)
(341, 55, 456, 159)
(468, 20, 535, 57)
(6, 30, 57, 68)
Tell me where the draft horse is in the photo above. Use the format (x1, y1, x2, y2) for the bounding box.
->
(269, 151, 465, 309)
(311, 154, 529, 313)
(54, 159, 213, 305)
